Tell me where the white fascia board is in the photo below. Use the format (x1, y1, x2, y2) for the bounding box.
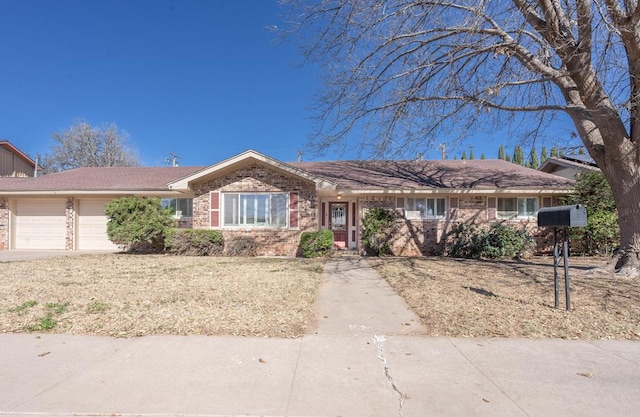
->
(168, 149, 337, 190)
(0, 190, 190, 197)
(331, 188, 573, 196)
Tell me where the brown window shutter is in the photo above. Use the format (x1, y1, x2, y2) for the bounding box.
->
(397, 197, 405, 209)
(487, 197, 497, 220)
(210, 191, 220, 228)
(289, 192, 299, 229)
(542, 197, 552, 208)
(449, 197, 458, 219)
(321, 202, 326, 227)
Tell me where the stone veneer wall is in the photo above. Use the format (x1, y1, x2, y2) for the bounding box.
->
(0, 199, 8, 250)
(191, 163, 317, 256)
(66, 198, 75, 250)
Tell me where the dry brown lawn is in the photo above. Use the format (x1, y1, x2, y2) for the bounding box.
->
(0, 254, 323, 338)
(371, 256, 640, 340)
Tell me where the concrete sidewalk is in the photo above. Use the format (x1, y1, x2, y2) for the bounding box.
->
(1, 257, 639, 417)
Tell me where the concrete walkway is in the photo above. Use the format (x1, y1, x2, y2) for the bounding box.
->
(309, 256, 426, 336)
(0, 257, 639, 417)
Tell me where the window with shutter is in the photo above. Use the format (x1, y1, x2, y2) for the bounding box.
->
(210, 191, 220, 228)
(289, 192, 299, 229)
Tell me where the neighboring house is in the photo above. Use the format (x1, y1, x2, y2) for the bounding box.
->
(0, 140, 43, 177)
(0, 150, 574, 255)
(539, 154, 599, 179)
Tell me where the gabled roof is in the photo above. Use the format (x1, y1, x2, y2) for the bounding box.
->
(0, 140, 44, 173)
(539, 156, 599, 175)
(290, 159, 574, 191)
(168, 149, 336, 190)
(0, 166, 203, 193)
(0, 151, 574, 196)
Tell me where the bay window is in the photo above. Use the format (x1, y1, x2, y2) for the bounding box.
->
(223, 193, 288, 227)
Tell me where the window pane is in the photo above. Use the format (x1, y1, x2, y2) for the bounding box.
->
(436, 198, 445, 216)
(498, 198, 516, 212)
(518, 198, 537, 217)
(177, 198, 193, 217)
(241, 195, 256, 224)
(256, 195, 269, 224)
(224, 194, 239, 226)
(498, 198, 517, 218)
(426, 199, 435, 216)
(271, 194, 287, 227)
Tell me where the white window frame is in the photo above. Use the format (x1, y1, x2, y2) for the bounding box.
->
(405, 197, 446, 219)
(222, 192, 288, 228)
(497, 197, 538, 219)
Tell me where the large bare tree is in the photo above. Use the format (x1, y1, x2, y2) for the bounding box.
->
(42, 120, 139, 173)
(281, 0, 640, 276)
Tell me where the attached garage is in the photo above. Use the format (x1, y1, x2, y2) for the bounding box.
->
(14, 199, 67, 249)
(77, 199, 120, 250)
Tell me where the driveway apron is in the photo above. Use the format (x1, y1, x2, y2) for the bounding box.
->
(309, 256, 427, 336)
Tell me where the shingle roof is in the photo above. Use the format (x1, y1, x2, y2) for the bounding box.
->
(0, 158, 574, 193)
(289, 159, 574, 190)
(0, 166, 204, 192)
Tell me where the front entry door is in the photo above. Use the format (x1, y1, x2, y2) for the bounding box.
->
(329, 202, 348, 248)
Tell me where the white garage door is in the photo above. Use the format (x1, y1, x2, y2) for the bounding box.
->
(15, 200, 67, 249)
(77, 199, 120, 250)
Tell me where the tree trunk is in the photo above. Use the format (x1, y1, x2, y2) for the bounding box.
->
(602, 164, 640, 278)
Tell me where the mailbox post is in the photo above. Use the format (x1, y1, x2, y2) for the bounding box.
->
(537, 205, 587, 311)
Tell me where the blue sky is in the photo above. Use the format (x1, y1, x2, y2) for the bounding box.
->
(1, 0, 577, 167)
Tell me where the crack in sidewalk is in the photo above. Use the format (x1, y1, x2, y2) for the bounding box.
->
(373, 335, 407, 417)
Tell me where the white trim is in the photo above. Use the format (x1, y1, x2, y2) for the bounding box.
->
(168, 150, 337, 190)
(324, 188, 572, 196)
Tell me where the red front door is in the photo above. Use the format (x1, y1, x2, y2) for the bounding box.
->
(329, 202, 348, 248)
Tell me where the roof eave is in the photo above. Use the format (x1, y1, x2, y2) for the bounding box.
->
(320, 187, 574, 196)
(168, 149, 338, 190)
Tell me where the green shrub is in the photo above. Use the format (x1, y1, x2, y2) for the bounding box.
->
(482, 224, 535, 259)
(563, 171, 620, 255)
(445, 223, 485, 259)
(362, 207, 399, 256)
(446, 223, 534, 259)
(300, 230, 334, 257)
(105, 196, 175, 252)
(225, 236, 258, 256)
(166, 229, 224, 256)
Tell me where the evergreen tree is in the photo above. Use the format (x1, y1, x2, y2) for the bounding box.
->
(461, 151, 467, 160)
(469, 148, 475, 160)
(480, 152, 486, 160)
(550, 147, 560, 157)
(498, 145, 505, 160)
(505, 154, 512, 162)
(528, 147, 539, 169)
(513, 146, 525, 165)
(540, 146, 548, 163)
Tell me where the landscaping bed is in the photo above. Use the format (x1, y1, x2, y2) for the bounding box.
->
(1, 254, 323, 338)
(371, 256, 640, 340)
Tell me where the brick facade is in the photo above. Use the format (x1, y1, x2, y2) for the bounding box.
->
(358, 194, 557, 257)
(0, 198, 8, 250)
(66, 198, 75, 250)
(190, 162, 317, 256)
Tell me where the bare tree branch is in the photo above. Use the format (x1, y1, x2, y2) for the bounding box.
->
(43, 120, 139, 173)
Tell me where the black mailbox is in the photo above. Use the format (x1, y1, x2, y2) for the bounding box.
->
(537, 204, 587, 227)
